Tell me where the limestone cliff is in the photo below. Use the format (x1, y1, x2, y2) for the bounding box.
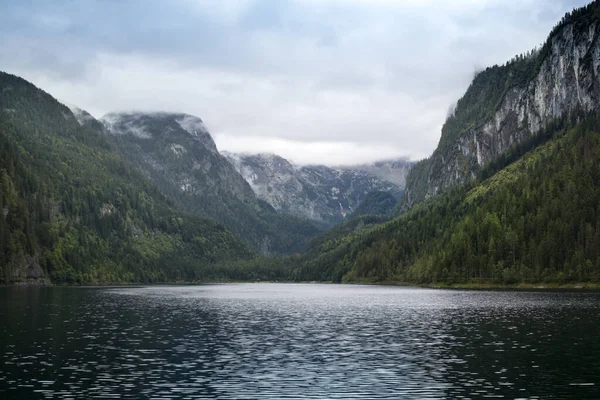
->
(404, 2, 600, 207)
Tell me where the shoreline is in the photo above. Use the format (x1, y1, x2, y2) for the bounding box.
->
(2, 279, 600, 291)
(344, 280, 600, 290)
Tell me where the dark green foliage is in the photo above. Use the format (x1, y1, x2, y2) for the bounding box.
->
(351, 191, 398, 217)
(291, 215, 389, 282)
(0, 71, 265, 284)
(293, 114, 600, 284)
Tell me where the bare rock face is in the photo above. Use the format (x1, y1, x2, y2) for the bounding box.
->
(404, 9, 600, 207)
(224, 152, 412, 223)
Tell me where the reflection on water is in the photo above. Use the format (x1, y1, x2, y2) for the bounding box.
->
(1, 284, 599, 399)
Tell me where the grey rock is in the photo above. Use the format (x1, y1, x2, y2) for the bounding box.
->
(224, 152, 412, 223)
(404, 17, 600, 206)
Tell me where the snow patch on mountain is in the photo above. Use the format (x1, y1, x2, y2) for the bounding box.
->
(170, 144, 187, 157)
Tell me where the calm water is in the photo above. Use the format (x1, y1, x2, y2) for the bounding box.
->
(1, 284, 599, 399)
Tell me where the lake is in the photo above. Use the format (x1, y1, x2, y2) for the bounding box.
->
(1, 284, 599, 399)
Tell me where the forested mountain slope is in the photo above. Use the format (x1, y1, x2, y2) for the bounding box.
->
(0, 72, 256, 284)
(402, 1, 600, 209)
(98, 112, 322, 255)
(350, 191, 398, 218)
(294, 113, 600, 284)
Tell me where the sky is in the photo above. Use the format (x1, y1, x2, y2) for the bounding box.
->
(0, 0, 590, 165)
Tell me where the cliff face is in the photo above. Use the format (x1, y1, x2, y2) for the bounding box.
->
(404, 3, 600, 207)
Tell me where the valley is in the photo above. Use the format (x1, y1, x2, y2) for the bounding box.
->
(3, 2, 600, 288)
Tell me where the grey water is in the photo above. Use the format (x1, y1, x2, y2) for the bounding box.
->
(1, 284, 599, 399)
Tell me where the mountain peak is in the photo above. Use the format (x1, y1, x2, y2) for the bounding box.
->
(100, 111, 217, 152)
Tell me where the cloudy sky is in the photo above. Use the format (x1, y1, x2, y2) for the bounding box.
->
(0, 0, 589, 165)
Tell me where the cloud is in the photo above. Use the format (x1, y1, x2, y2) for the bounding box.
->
(214, 136, 409, 166)
(0, 0, 591, 165)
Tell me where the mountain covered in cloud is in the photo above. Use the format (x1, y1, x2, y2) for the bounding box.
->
(350, 159, 414, 188)
(93, 111, 323, 255)
(96, 110, 414, 227)
(224, 152, 412, 224)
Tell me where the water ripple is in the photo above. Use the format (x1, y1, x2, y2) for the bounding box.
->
(1, 284, 599, 399)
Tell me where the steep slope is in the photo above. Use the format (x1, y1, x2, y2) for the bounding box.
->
(224, 152, 407, 224)
(403, 1, 600, 208)
(293, 113, 600, 284)
(99, 113, 322, 254)
(0, 71, 255, 284)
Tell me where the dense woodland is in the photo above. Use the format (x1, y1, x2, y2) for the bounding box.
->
(350, 191, 398, 218)
(4, 70, 600, 285)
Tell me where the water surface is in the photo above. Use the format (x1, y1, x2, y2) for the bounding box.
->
(1, 284, 599, 399)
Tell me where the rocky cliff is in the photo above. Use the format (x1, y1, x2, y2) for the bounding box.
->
(403, 2, 600, 207)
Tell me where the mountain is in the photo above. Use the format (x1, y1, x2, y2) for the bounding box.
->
(98, 112, 322, 254)
(402, 1, 600, 209)
(0, 71, 258, 284)
(101, 112, 255, 206)
(293, 113, 600, 284)
(292, 2, 600, 285)
(224, 152, 410, 224)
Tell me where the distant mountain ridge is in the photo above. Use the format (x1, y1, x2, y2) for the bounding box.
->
(65, 107, 414, 251)
(350, 159, 413, 188)
(224, 152, 413, 223)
